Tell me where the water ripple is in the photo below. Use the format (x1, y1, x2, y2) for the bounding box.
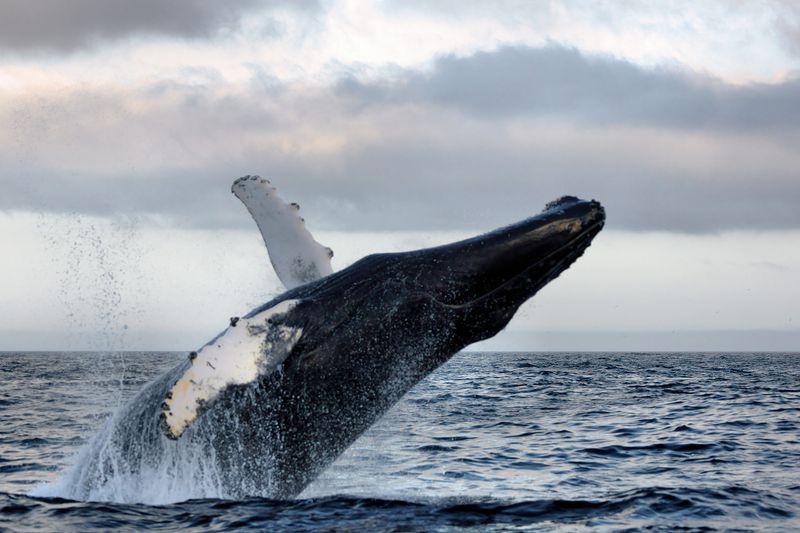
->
(1, 351, 799, 531)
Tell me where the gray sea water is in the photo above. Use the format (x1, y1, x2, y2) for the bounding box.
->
(1, 351, 799, 531)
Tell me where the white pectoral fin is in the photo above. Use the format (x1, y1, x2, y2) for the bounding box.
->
(160, 299, 302, 440)
(232, 175, 334, 289)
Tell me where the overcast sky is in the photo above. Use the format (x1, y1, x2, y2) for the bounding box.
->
(1, 0, 798, 351)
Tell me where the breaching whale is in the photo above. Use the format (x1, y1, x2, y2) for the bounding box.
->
(156, 176, 605, 498)
(53, 176, 604, 502)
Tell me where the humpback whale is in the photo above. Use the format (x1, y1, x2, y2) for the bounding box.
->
(57, 177, 605, 502)
(156, 178, 605, 498)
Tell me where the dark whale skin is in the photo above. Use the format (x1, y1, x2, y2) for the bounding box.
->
(196, 196, 605, 498)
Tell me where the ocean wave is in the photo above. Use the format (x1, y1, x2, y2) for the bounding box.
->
(1, 486, 796, 532)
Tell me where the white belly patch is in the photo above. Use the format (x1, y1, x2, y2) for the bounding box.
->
(160, 299, 302, 439)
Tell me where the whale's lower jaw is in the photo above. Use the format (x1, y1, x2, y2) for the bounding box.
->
(154, 196, 605, 498)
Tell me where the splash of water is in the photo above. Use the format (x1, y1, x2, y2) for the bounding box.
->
(28, 213, 297, 504)
(29, 360, 287, 505)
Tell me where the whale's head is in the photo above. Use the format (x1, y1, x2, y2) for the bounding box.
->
(417, 195, 605, 346)
(160, 196, 604, 447)
(288, 195, 605, 349)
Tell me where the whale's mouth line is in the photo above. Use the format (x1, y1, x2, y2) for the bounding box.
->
(434, 218, 605, 310)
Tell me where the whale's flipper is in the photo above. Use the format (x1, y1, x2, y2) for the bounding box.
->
(232, 175, 333, 289)
(160, 299, 302, 439)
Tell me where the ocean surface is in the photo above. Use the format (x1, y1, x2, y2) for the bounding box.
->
(0, 351, 798, 532)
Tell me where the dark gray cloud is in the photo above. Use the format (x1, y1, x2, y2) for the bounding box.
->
(0, 0, 319, 53)
(339, 45, 800, 130)
(2, 45, 799, 233)
(9, 134, 797, 234)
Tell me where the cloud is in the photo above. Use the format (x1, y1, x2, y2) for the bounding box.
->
(0, 0, 319, 54)
(1, 44, 799, 233)
(2, 83, 798, 234)
(339, 45, 800, 130)
(766, 0, 800, 57)
(776, 17, 800, 58)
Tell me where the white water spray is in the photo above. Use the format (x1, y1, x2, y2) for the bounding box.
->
(29, 359, 285, 504)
